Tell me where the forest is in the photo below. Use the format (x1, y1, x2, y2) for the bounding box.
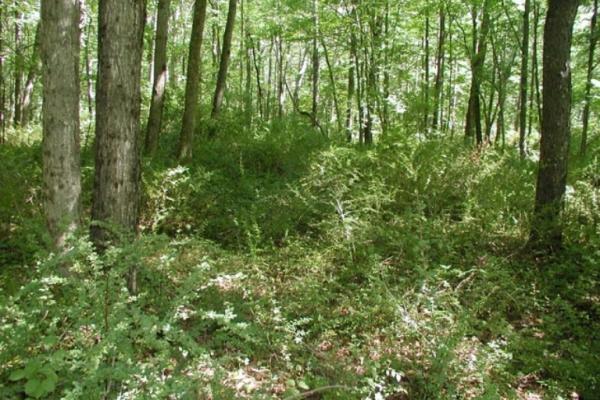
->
(0, 0, 598, 398)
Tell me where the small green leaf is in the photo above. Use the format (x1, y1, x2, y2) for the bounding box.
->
(42, 335, 58, 347)
(8, 369, 26, 381)
(297, 380, 310, 390)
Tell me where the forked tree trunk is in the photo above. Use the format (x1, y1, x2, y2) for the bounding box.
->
(40, 0, 81, 254)
(209, 0, 238, 136)
(145, 0, 171, 155)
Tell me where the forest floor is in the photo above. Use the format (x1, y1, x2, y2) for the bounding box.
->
(1, 119, 599, 399)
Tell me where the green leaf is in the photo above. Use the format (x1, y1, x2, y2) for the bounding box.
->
(25, 378, 44, 398)
(42, 335, 58, 347)
(8, 369, 26, 381)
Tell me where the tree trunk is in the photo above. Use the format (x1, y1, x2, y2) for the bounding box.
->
(432, 6, 445, 131)
(145, 0, 171, 155)
(209, 0, 237, 136)
(0, 1, 5, 142)
(345, 41, 355, 142)
(518, 0, 530, 158)
(276, 34, 284, 118)
(40, 0, 81, 254)
(20, 23, 41, 127)
(84, 10, 94, 130)
(530, 0, 579, 250)
(249, 35, 264, 118)
(178, 0, 208, 161)
(581, 0, 598, 156)
(13, 5, 22, 128)
(464, 1, 491, 146)
(321, 38, 342, 132)
(92, 0, 145, 291)
(311, 0, 320, 126)
(422, 12, 430, 132)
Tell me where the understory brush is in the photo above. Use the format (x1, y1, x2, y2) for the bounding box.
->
(1, 125, 598, 399)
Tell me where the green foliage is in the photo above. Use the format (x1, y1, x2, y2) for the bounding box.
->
(2, 124, 599, 398)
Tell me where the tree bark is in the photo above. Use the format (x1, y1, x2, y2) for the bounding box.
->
(0, 1, 5, 142)
(145, 0, 171, 155)
(40, 0, 81, 254)
(581, 0, 598, 156)
(518, 0, 530, 158)
(209, 0, 237, 136)
(92, 0, 145, 264)
(178, 0, 208, 161)
(530, 0, 579, 250)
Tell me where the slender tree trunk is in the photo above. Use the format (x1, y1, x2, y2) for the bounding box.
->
(19, 23, 40, 126)
(382, 0, 390, 134)
(432, 6, 445, 131)
(530, 0, 579, 250)
(345, 58, 355, 142)
(581, 0, 598, 155)
(292, 47, 308, 106)
(311, 0, 320, 126)
(465, 1, 491, 145)
(40, 0, 81, 254)
(321, 38, 342, 132)
(249, 35, 264, 118)
(423, 12, 430, 132)
(518, 0, 531, 158)
(0, 1, 6, 142)
(533, 2, 542, 133)
(277, 34, 284, 118)
(13, 5, 22, 128)
(145, 0, 171, 155)
(209, 0, 237, 136)
(92, 0, 146, 292)
(178, 0, 208, 161)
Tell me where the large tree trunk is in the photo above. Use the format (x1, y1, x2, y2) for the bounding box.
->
(92, 0, 145, 291)
(40, 0, 81, 254)
(209, 0, 238, 137)
(581, 0, 598, 156)
(518, 0, 530, 158)
(178, 0, 208, 161)
(530, 0, 579, 250)
(145, 0, 171, 155)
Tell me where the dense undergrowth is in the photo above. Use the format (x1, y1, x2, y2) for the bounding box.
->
(0, 119, 599, 399)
